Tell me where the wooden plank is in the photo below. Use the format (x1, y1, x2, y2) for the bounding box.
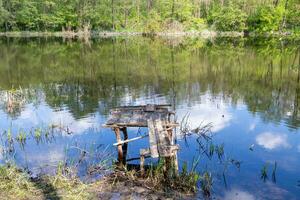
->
(102, 122, 179, 128)
(147, 119, 159, 158)
(152, 120, 179, 157)
(126, 155, 151, 162)
(113, 135, 149, 146)
(158, 145, 179, 157)
(146, 119, 179, 157)
(155, 120, 171, 147)
(105, 105, 174, 127)
(114, 104, 172, 110)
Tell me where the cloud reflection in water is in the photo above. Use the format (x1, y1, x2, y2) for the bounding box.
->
(256, 132, 290, 150)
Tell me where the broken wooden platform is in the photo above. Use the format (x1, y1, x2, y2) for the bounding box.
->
(104, 104, 176, 128)
(103, 104, 179, 174)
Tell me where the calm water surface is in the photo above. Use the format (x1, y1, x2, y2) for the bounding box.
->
(0, 37, 300, 199)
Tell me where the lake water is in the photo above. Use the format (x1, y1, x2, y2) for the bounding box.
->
(0, 37, 300, 199)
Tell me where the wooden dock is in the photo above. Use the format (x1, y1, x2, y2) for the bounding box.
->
(103, 104, 179, 174)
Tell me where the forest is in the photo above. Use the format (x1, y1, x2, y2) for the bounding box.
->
(0, 0, 300, 33)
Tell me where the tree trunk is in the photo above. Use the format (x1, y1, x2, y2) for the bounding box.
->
(137, 0, 140, 26)
(171, 0, 175, 21)
(281, 0, 289, 30)
(111, 0, 115, 30)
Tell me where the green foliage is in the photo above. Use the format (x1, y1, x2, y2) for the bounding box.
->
(208, 4, 247, 31)
(183, 17, 207, 31)
(143, 10, 162, 33)
(173, 0, 194, 22)
(0, 0, 9, 26)
(286, 0, 300, 30)
(247, 5, 285, 32)
(0, 0, 299, 33)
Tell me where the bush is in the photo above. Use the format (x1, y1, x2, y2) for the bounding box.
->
(162, 19, 184, 32)
(208, 4, 247, 32)
(286, 3, 300, 30)
(183, 18, 207, 31)
(247, 5, 285, 32)
(143, 10, 162, 33)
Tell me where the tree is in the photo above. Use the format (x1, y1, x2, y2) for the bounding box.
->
(208, 3, 247, 31)
(0, 0, 9, 31)
(14, 0, 40, 30)
(247, 5, 285, 32)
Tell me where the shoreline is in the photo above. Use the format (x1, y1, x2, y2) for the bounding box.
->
(0, 30, 297, 39)
(0, 165, 195, 200)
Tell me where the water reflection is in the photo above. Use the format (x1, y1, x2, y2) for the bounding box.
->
(0, 37, 300, 198)
(177, 93, 233, 132)
(223, 188, 255, 200)
(1, 37, 299, 128)
(256, 132, 290, 150)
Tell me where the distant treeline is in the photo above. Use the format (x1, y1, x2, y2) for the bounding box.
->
(0, 0, 299, 33)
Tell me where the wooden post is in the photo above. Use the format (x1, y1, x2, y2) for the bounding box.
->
(113, 127, 123, 164)
(140, 149, 150, 176)
(166, 127, 179, 175)
(173, 151, 179, 175)
(140, 155, 145, 175)
(167, 128, 173, 144)
(164, 156, 172, 178)
(121, 127, 128, 164)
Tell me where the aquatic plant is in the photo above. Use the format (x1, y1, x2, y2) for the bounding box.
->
(216, 144, 224, 161)
(44, 129, 51, 142)
(5, 128, 14, 153)
(272, 161, 277, 183)
(33, 128, 42, 144)
(261, 164, 268, 182)
(180, 113, 213, 144)
(200, 171, 213, 197)
(208, 143, 215, 158)
(16, 130, 27, 148)
(6, 128, 12, 143)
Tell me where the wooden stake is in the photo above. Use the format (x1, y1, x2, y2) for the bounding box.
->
(140, 155, 145, 176)
(121, 127, 128, 164)
(113, 127, 123, 164)
(140, 148, 150, 176)
(173, 152, 179, 175)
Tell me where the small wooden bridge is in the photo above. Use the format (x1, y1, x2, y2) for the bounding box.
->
(103, 104, 179, 174)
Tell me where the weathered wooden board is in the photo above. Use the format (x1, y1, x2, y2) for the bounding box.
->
(114, 104, 171, 111)
(105, 104, 175, 127)
(147, 119, 159, 158)
(154, 120, 175, 157)
(147, 119, 178, 158)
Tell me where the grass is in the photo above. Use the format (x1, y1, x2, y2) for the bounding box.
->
(0, 164, 96, 200)
(0, 165, 42, 200)
(108, 159, 201, 197)
(0, 162, 199, 200)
